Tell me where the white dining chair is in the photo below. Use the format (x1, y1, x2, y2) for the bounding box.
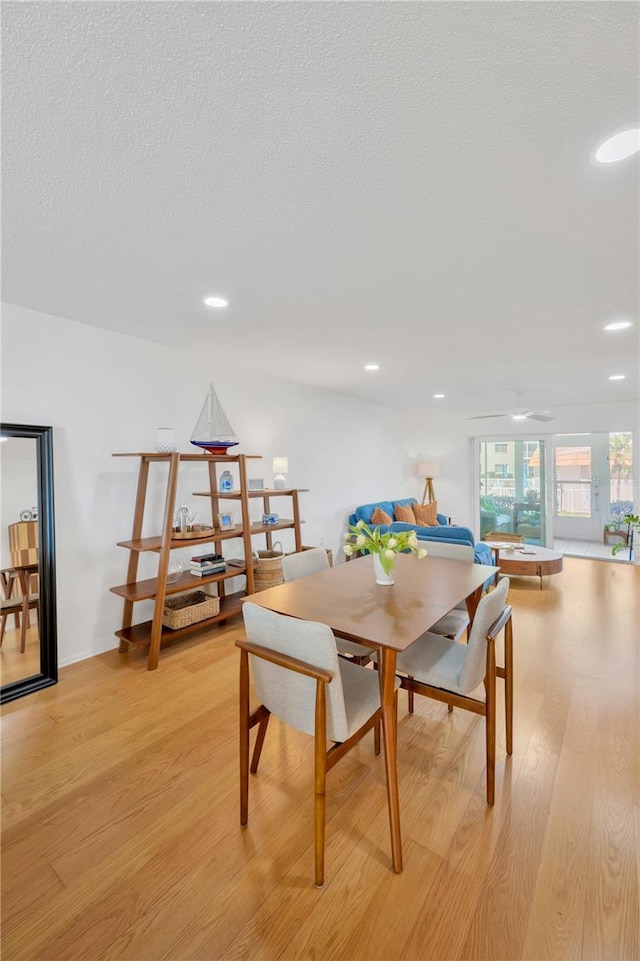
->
(395, 576, 513, 805)
(422, 541, 475, 641)
(238, 602, 399, 886)
(281, 547, 374, 664)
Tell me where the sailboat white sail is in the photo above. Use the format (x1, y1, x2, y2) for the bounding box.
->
(190, 383, 239, 454)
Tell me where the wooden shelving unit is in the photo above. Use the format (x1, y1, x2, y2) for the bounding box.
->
(111, 452, 306, 670)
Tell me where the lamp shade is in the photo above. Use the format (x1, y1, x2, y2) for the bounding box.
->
(272, 457, 288, 474)
(417, 460, 441, 478)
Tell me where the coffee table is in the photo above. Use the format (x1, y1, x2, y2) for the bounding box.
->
(486, 543, 563, 589)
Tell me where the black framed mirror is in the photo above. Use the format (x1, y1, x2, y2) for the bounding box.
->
(0, 423, 57, 703)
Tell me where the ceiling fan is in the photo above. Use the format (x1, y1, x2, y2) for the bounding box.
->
(467, 390, 554, 423)
(468, 408, 554, 422)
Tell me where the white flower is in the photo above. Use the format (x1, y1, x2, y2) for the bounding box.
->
(387, 537, 397, 549)
(344, 531, 352, 541)
(417, 548, 428, 559)
(355, 534, 366, 548)
(384, 548, 395, 560)
(356, 519, 365, 529)
(343, 544, 354, 556)
(407, 533, 418, 548)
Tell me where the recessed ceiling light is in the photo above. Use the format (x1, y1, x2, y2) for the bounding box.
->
(512, 414, 528, 421)
(609, 374, 626, 381)
(603, 320, 633, 331)
(433, 393, 445, 399)
(203, 296, 228, 308)
(364, 364, 380, 371)
(593, 128, 640, 164)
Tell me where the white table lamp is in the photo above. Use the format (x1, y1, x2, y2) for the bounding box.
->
(417, 460, 441, 505)
(272, 457, 289, 490)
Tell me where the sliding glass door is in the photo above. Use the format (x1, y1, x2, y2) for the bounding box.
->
(477, 431, 634, 548)
(478, 439, 546, 545)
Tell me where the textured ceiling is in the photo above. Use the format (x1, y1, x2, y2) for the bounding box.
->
(2, 1, 639, 416)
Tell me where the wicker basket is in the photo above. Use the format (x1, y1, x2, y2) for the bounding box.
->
(162, 590, 220, 630)
(252, 545, 285, 591)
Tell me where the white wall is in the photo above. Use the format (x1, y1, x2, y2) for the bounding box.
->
(1, 304, 427, 666)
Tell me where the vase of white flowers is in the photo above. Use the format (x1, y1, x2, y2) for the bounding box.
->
(344, 519, 428, 585)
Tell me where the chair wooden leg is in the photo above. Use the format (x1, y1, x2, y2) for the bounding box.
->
(250, 712, 270, 774)
(374, 718, 381, 755)
(485, 640, 497, 806)
(408, 685, 414, 714)
(447, 703, 454, 713)
(314, 680, 328, 887)
(239, 650, 250, 827)
(0, 614, 6, 647)
(504, 615, 513, 756)
(20, 596, 29, 653)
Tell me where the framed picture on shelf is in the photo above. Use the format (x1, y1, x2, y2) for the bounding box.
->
(248, 478, 265, 490)
(217, 511, 235, 531)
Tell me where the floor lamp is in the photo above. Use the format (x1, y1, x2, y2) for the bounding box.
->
(417, 461, 441, 505)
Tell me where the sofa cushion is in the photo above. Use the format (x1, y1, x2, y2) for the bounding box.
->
(371, 507, 392, 526)
(353, 501, 394, 525)
(414, 502, 440, 526)
(394, 503, 416, 524)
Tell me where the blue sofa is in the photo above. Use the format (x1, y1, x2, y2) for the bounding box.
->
(349, 497, 493, 566)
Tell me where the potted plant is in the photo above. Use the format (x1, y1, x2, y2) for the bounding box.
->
(344, 520, 427, 584)
(611, 514, 639, 556)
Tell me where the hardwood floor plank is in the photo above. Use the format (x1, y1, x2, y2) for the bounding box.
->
(459, 683, 574, 960)
(582, 727, 639, 960)
(520, 673, 599, 960)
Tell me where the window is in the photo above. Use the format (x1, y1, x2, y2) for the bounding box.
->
(494, 443, 508, 453)
(494, 463, 509, 477)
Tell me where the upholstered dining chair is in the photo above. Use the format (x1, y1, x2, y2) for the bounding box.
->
(281, 547, 374, 665)
(421, 541, 475, 642)
(395, 576, 513, 805)
(238, 602, 399, 886)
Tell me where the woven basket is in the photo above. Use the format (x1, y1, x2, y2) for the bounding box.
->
(252, 545, 285, 591)
(162, 590, 220, 630)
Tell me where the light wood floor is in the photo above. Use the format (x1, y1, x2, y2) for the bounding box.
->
(1, 623, 41, 688)
(2, 558, 639, 961)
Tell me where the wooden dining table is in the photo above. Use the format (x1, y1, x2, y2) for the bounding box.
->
(244, 551, 499, 873)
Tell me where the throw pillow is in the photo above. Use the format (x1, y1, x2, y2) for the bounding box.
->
(371, 507, 392, 525)
(414, 502, 440, 526)
(394, 503, 416, 524)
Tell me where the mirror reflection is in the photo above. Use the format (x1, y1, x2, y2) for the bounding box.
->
(0, 437, 41, 685)
(1, 423, 57, 703)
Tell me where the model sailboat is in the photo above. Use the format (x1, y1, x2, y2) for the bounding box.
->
(190, 383, 239, 454)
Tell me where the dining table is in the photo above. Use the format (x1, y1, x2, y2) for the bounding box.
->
(244, 550, 499, 873)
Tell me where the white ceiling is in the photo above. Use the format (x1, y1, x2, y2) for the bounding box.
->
(2, 2, 639, 417)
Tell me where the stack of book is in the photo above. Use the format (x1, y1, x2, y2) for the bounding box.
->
(190, 553, 226, 577)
